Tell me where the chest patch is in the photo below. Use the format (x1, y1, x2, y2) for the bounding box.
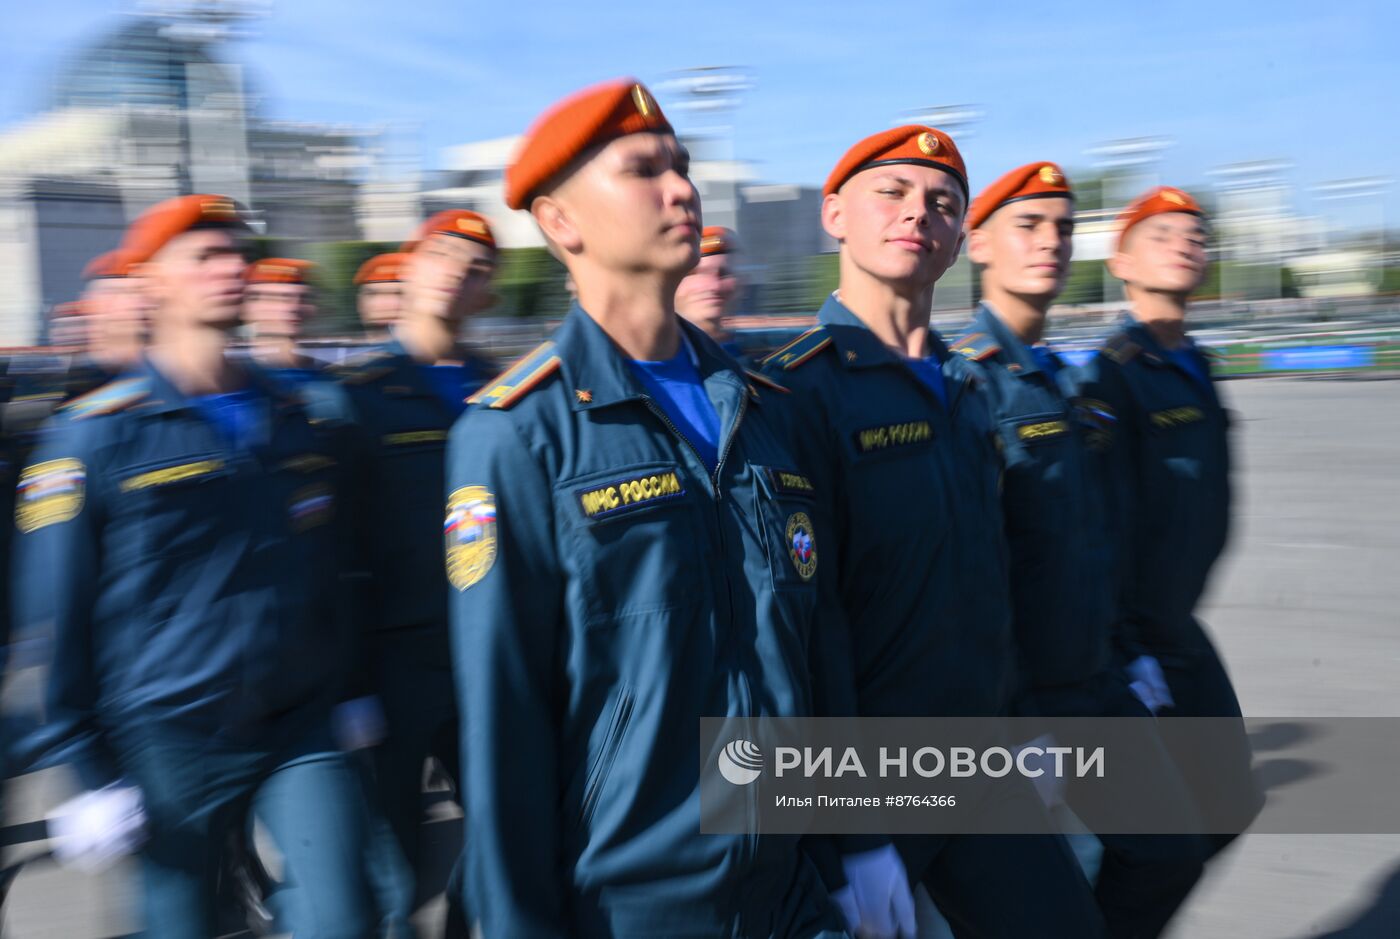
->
(853, 420, 933, 454)
(577, 469, 686, 521)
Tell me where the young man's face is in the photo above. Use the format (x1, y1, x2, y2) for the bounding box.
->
(823, 164, 966, 290)
(675, 253, 739, 336)
(358, 282, 403, 330)
(551, 132, 701, 278)
(142, 229, 247, 329)
(1110, 212, 1210, 296)
(404, 233, 496, 324)
(969, 197, 1075, 302)
(84, 276, 152, 347)
(244, 282, 314, 341)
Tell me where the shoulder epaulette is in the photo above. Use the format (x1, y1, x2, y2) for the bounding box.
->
(760, 326, 832, 371)
(1101, 332, 1142, 365)
(60, 377, 150, 420)
(949, 331, 1001, 362)
(330, 348, 396, 384)
(467, 341, 561, 410)
(744, 369, 791, 396)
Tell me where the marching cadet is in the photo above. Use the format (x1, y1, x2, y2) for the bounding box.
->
(675, 225, 745, 357)
(1083, 187, 1262, 855)
(447, 78, 847, 938)
(354, 252, 409, 343)
(952, 163, 1208, 937)
(243, 257, 324, 385)
(1, 250, 146, 511)
(307, 209, 500, 934)
(79, 248, 149, 378)
(17, 194, 374, 939)
(760, 128, 1104, 937)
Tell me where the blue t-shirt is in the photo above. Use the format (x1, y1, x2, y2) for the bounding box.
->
(192, 386, 264, 451)
(905, 355, 948, 410)
(1029, 344, 1061, 380)
(418, 364, 472, 417)
(628, 338, 722, 472)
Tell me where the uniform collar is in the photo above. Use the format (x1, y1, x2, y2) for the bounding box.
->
(974, 302, 1055, 377)
(1118, 313, 1205, 367)
(555, 303, 750, 413)
(139, 355, 301, 416)
(817, 292, 952, 370)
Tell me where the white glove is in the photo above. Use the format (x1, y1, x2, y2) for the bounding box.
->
(333, 695, 387, 751)
(48, 783, 148, 872)
(837, 844, 917, 938)
(1127, 655, 1175, 714)
(1014, 734, 1067, 810)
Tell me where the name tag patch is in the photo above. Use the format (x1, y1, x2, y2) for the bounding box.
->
(577, 469, 686, 521)
(383, 429, 449, 447)
(766, 468, 815, 497)
(1015, 419, 1069, 443)
(278, 453, 336, 473)
(1149, 406, 1204, 429)
(120, 459, 225, 492)
(853, 420, 933, 454)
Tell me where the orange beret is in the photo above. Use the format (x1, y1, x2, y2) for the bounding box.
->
(504, 78, 674, 210)
(83, 249, 133, 280)
(823, 125, 968, 199)
(120, 194, 250, 265)
(354, 252, 409, 286)
(966, 162, 1073, 231)
(246, 257, 314, 285)
(1116, 186, 1205, 248)
(405, 210, 496, 252)
(699, 226, 739, 257)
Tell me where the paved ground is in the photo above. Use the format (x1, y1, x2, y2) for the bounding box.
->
(1164, 377, 1400, 939)
(2, 377, 1398, 937)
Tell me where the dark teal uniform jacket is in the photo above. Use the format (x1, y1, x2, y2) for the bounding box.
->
(1080, 315, 1232, 659)
(949, 304, 1115, 710)
(15, 361, 350, 790)
(760, 295, 1012, 722)
(446, 307, 841, 938)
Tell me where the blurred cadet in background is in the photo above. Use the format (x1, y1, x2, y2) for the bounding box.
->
(762, 127, 1104, 938)
(675, 225, 744, 358)
(0, 246, 150, 798)
(79, 249, 150, 380)
(448, 78, 845, 938)
(354, 252, 409, 344)
(16, 194, 374, 939)
(308, 208, 501, 937)
(1085, 186, 1263, 859)
(243, 257, 323, 386)
(953, 163, 1207, 938)
(1, 248, 148, 515)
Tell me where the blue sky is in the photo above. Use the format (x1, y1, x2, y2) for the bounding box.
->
(2, 0, 1396, 226)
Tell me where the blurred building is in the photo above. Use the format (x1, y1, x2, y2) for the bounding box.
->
(429, 136, 539, 248)
(0, 11, 383, 344)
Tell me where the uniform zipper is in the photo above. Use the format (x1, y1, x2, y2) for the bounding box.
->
(641, 393, 759, 873)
